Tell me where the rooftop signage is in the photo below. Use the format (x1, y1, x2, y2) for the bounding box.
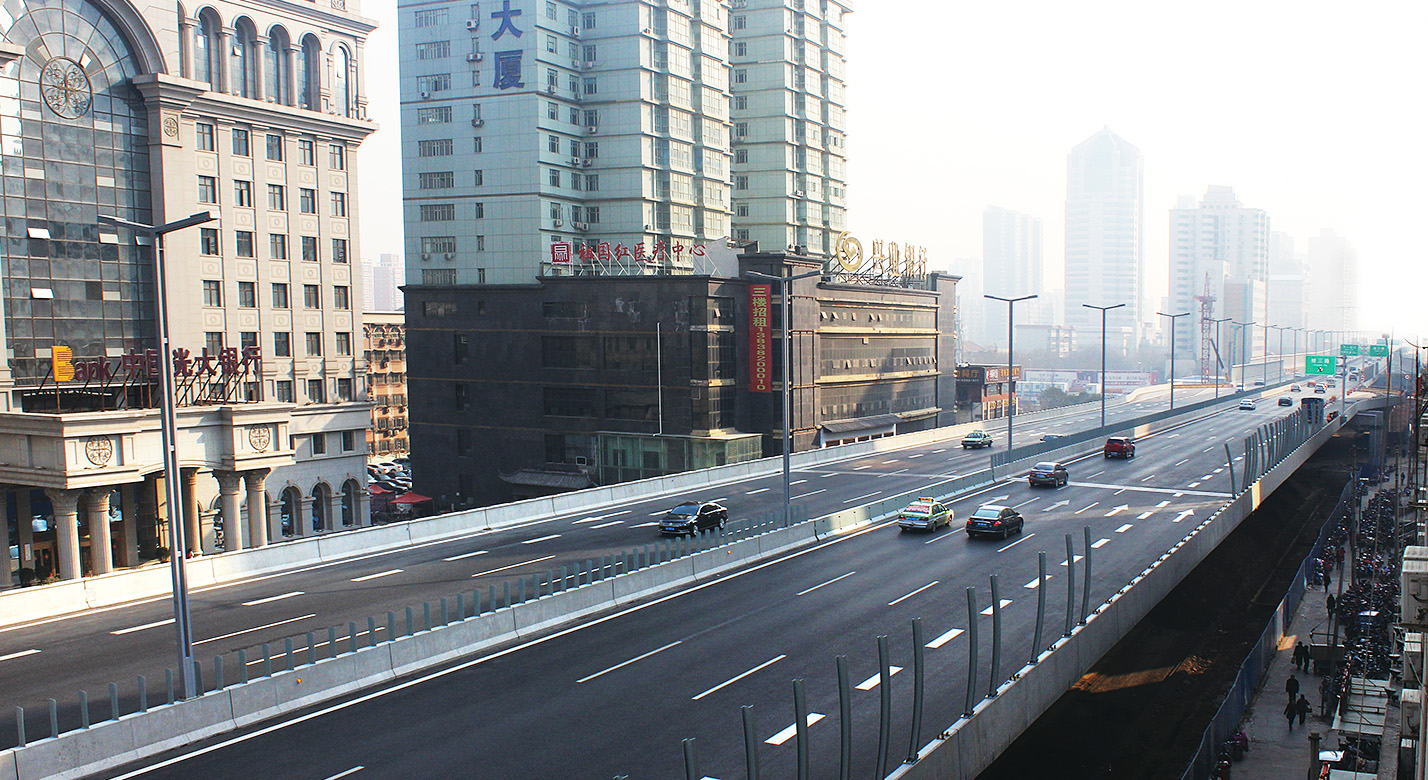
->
(824, 231, 929, 287)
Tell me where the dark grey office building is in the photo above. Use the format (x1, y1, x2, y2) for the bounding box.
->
(404, 251, 960, 507)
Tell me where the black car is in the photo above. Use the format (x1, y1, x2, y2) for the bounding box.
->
(1028, 461, 1069, 487)
(660, 501, 728, 535)
(1278, 396, 1293, 406)
(965, 505, 1024, 540)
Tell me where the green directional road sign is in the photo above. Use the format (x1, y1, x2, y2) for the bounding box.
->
(1340, 344, 1361, 356)
(1306, 355, 1337, 375)
(1369, 344, 1389, 357)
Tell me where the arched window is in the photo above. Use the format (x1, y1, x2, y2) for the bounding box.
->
(334, 44, 353, 117)
(280, 486, 302, 538)
(341, 479, 360, 526)
(297, 35, 321, 110)
(194, 11, 222, 89)
(231, 19, 257, 98)
(266, 26, 290, 105)
(311, 483, 330, 533)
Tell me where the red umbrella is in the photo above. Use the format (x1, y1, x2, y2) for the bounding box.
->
(368, 484, 392, 495)
(392, 492, 434, 504)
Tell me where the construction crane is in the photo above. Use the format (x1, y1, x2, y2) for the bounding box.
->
(1193, 272, 1216, 380)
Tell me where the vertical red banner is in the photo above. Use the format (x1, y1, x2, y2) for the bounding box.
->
(749, 284, 772, 393)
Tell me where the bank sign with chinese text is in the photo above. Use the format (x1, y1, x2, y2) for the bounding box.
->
(824, 231, 928, 287)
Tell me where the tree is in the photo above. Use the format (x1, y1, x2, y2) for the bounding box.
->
(1039, 386, 1102, 411)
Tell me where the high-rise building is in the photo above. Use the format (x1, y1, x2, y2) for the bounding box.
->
(362, 253, 405, 312)
(397, 0, 851, 288)
(1064, 129, 1142, 348)
(0, 0, 376, 587)
(981, 206, 1045, 348)
(1306, 228, 1359, 337)
(1268, 231, 1307, 333)
(1167, 186, 1270, 369)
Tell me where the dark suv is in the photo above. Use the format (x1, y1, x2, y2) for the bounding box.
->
(660, 501, 728, 535)
(1103, 437, 1135, 459)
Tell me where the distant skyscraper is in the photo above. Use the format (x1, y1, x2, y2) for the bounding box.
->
(1167, 186, 1270, 367)
(1306, 229, 1359, 337)
(982, 206, 1044, 347)
(362, 253, 404, 312)
(1064, 129, 1143, 346)
(1268, 232, 1306, 332)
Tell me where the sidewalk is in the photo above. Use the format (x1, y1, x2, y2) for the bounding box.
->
(1233, 575, 1341, 778)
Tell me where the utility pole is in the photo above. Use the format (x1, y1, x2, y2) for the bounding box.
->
(1083, 303, 1125, 428)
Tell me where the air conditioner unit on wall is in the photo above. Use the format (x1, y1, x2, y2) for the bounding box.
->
(420, 91, 431, 99)
(466, 52, 483, 63)
(472, 118, 485, 127)
(546, 85, 557, 95)
(571, 26, 581, 38)
(586, 125, 598, 134)
(465, 19, 479, 30)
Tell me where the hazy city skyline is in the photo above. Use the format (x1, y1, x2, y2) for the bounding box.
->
(357, 0, 1423, 334)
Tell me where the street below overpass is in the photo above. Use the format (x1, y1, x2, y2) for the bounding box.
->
(82, 391, 1320, 780)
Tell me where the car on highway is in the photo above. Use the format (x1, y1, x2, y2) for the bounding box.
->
(965, 504, 1024, 539)
(1290, 384, 1302, 392)
(1039, 433, 1066, 443)
(1028, 461, 1069, 487)
(1314, 386, 1326, 394)
(659, 501, 728, 535)
(1104, 437, 1136, 459)
(961, 429, 994, 449)
(1238, 399, 1257, 410)
(897, 498, 952, 532)
(1278, 397, 1294, 406)
(1253, 380, 1265, 386)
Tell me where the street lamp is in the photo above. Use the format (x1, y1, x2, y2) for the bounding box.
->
(1210, 317, 1233, 399)
(1233, 321, 1256, 386)
(747, 268, 822, 531)
(1268, 325, 1288, 384)
(1083, 302, 1125, 428)
(986, 293, 1037, 450)
(1157, 311, 1191, 409)
(99, 210, 216, 700)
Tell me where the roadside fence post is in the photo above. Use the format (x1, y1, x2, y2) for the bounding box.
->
(907, 617, 926, 764)
(1081, 526, 1093, 625)
(964, 587, 979, 717)
(1033, 551, 1047, 661)
(742, 704, 761, 780)
(877, 635, 892, 778)
(989, 575, 1002, 697)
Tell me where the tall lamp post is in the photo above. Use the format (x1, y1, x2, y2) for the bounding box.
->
(99, 211, 216, 699)
(1158, 311, 1191, 409)
(1211, 317, 1233, 398)
(1083, 302, 1125, 428)
(1233, 320, 1256, 387)
(986, 294, 1037, 450)
(747, 268, 822, 530)
(1268, 325, 1287, 384)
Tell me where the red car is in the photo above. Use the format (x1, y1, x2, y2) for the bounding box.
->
(1103, 437, 1135, 459)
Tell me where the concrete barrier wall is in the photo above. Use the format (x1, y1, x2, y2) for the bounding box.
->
(889, 399, 1376, 780)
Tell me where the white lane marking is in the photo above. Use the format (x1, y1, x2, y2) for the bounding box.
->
(321, 768, 364, 780)
(1188, 482, 1201, 488)
(822, 473, 840, 478)
(195, 614, 317, 646)
(853, 465, 873, 470)
(882, 460, 899, 465)
(631, 522, 660, 528)
(692, 655, 787, 701)
(443, 549, 490, 562)
(1059, 556, 1084, 567)
(889, 468, 910, 475)
(790, 479, 808, 485)
(856, 667, 903, 691)
(351, 569, 403, 583)
(924, 531, 962, 545)
(576, 640, 683, 684)
(1013, 497, 1041, 508)
(745, 488, 771, 495)
(1140, 474, 1156, 482)
(1115, 524, 1133, 534)
(980, 599, 1013, 616)
(997, 533, 1036, 552)
(888, 581, 939, 607)
(1087, 470, 1105, 478)
(1074, 503, 1099, 515)
(1174, 459, 1189, 466)
(590, 520, 625, 529)
(1213, 468, 1224, 474)
(1113, 489, 1127, 495)
(574, 510, 632, 524)
(522, 534, 562, 545)
(796, 571, 857, 597)
(908, 453, 925, 459)
(1156, 500, 1171, 508)
(932, 449, 946, 453)
(1091, 538, 1110, 549)
(111, 618, 175, 635)
(471, 555, 556, 578)
(793, 489, 827, 499)
(649, 510, 668, 517)
(1168, 433, 1180, 438)
(1137, 511, 1154, 520)
(766, 713, 826, 745)
(846, 491, 881, 504)
(926, 628, 964, 649)
(1174, 492, 1185, 497)
(1042, 500, 1070, 512)
(1174, 510, 1195, 523)
(241, 591, 304, 607)
(1199, 475, 1214, 481)
(0, 649, 40, 662)
(1023, 577, 1048, 589)
(1105, 505, 1129, 516)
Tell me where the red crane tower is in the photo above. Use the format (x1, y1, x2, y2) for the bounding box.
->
(1193, 272, 1216, 380)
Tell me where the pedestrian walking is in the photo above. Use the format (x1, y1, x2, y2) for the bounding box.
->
(1286, 673, 1300, 704)
(1285, 698, 1298, 731)
(1320, 676, 1333, 716)
(1294, 641, 1308, 671)
(1296, 694, 1312, 726)
(1324, 567, 1332, 592)
(1327, 593, 1337, 616)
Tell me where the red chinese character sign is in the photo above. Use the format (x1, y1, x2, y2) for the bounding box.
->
(749, 285, 772, 393)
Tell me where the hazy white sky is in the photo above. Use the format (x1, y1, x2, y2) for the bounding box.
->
(357, 0, 1427, 335)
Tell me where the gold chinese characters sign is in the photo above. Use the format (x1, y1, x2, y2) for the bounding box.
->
(826, 231, 928, 286)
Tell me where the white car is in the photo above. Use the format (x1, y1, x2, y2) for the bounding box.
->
(1238, 399, 1257, 410)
